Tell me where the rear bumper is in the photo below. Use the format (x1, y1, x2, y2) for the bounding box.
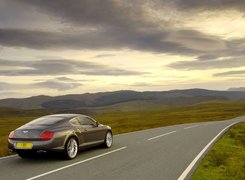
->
(8, 139, 64, 152)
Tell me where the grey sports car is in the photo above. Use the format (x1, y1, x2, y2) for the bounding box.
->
(8, 114, 113, 159)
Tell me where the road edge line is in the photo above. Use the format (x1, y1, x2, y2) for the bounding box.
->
(26, 146, 127, 180)
(177, 121, 239, 180)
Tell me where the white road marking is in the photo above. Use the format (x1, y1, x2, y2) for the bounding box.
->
(147, 131, 176, 141)
(0, 154, 18, 160)
(26, 146, 127, 180)
(184, 125, 199, 130)
(177, 121, 238, 180)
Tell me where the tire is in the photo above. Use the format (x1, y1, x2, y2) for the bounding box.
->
(103, 131, 113, 148)
(63, 137, 78, 160)
(17, 150, 35, 158)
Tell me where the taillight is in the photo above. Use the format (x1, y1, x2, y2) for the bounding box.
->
(40, 131, 54, 141)
(8, 131, 14, 139)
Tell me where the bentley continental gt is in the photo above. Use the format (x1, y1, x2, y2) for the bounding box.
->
(8, 114, 113, 159)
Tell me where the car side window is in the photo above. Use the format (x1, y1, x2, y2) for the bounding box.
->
(78, 117, 95, 126)
(70, 118, 80, 126)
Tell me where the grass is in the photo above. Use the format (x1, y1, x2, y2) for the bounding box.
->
(93, 100, 245, 134)
(191, 122, 245, 180)
(1, 100, 245, 157)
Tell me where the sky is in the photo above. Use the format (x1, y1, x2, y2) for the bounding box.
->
(0, 0, 245, 99)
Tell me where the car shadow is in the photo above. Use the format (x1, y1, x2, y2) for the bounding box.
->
(16, 146, 108, 163)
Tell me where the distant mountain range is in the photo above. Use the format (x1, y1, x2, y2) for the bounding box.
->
(228, 87, 245, 91)
(1, 89, 245, 110)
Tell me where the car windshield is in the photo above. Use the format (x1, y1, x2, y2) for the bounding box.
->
(26, 116, 65, 125)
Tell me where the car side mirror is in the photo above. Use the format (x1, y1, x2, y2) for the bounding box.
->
(95, 121, 99, 127)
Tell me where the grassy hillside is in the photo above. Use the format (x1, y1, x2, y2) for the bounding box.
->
(192, 122, 245, 180)
(1, 100, 245, 157)
(92, 100, 245, 134)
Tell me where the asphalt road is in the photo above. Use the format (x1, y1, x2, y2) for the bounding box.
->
(0, 116, 244, 180)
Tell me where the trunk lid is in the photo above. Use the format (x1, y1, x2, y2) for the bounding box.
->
(13, 124, 50, 140)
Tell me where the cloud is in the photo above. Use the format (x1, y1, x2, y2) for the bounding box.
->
(0, 28, 112, 50)
(130, 82, 155, 87)
(167, 37, 245, 70)
(0, 0, 232, 55)
(0, 59, 143, 76)
(0, 0, 56, 29)
(167, 0, 245, 12)
(55, 77, 79, 82)
(214, 70, 245, 77)
(0, 91, 22, 99)
(0, 78, 83, 92)
(168, 57, 245, 70)
(14, 0, 151, 29)
(197, 54, 220, 61)
(0, 82, 13, 91)
(226, 38, 245, 57)
(165, 30, 226, 52)
(34, 80, 82, 91)
(92, 54, 116, 58)
(0, 27, 227, 55)
(0, 0, 159, 51)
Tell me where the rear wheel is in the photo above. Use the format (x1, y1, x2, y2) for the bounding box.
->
(63, 137, 78, 160)
(103, 131, 113, 148)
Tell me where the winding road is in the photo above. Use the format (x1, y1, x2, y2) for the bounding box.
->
(0, 116, 244, 180)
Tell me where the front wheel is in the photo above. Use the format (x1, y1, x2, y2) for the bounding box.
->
(63, 137, 78, 160)
(103, 131, 113, 148)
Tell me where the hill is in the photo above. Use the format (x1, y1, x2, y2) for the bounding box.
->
(1, 89, 245, 110)
(228, 87, 245, 91)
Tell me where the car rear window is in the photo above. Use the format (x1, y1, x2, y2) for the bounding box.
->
(26, 116, 65, 125)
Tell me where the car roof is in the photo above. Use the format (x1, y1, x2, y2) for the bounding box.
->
(43, 114, 88, 121)
(19, 114, 90, 128)
(47, 114, 81, 118)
